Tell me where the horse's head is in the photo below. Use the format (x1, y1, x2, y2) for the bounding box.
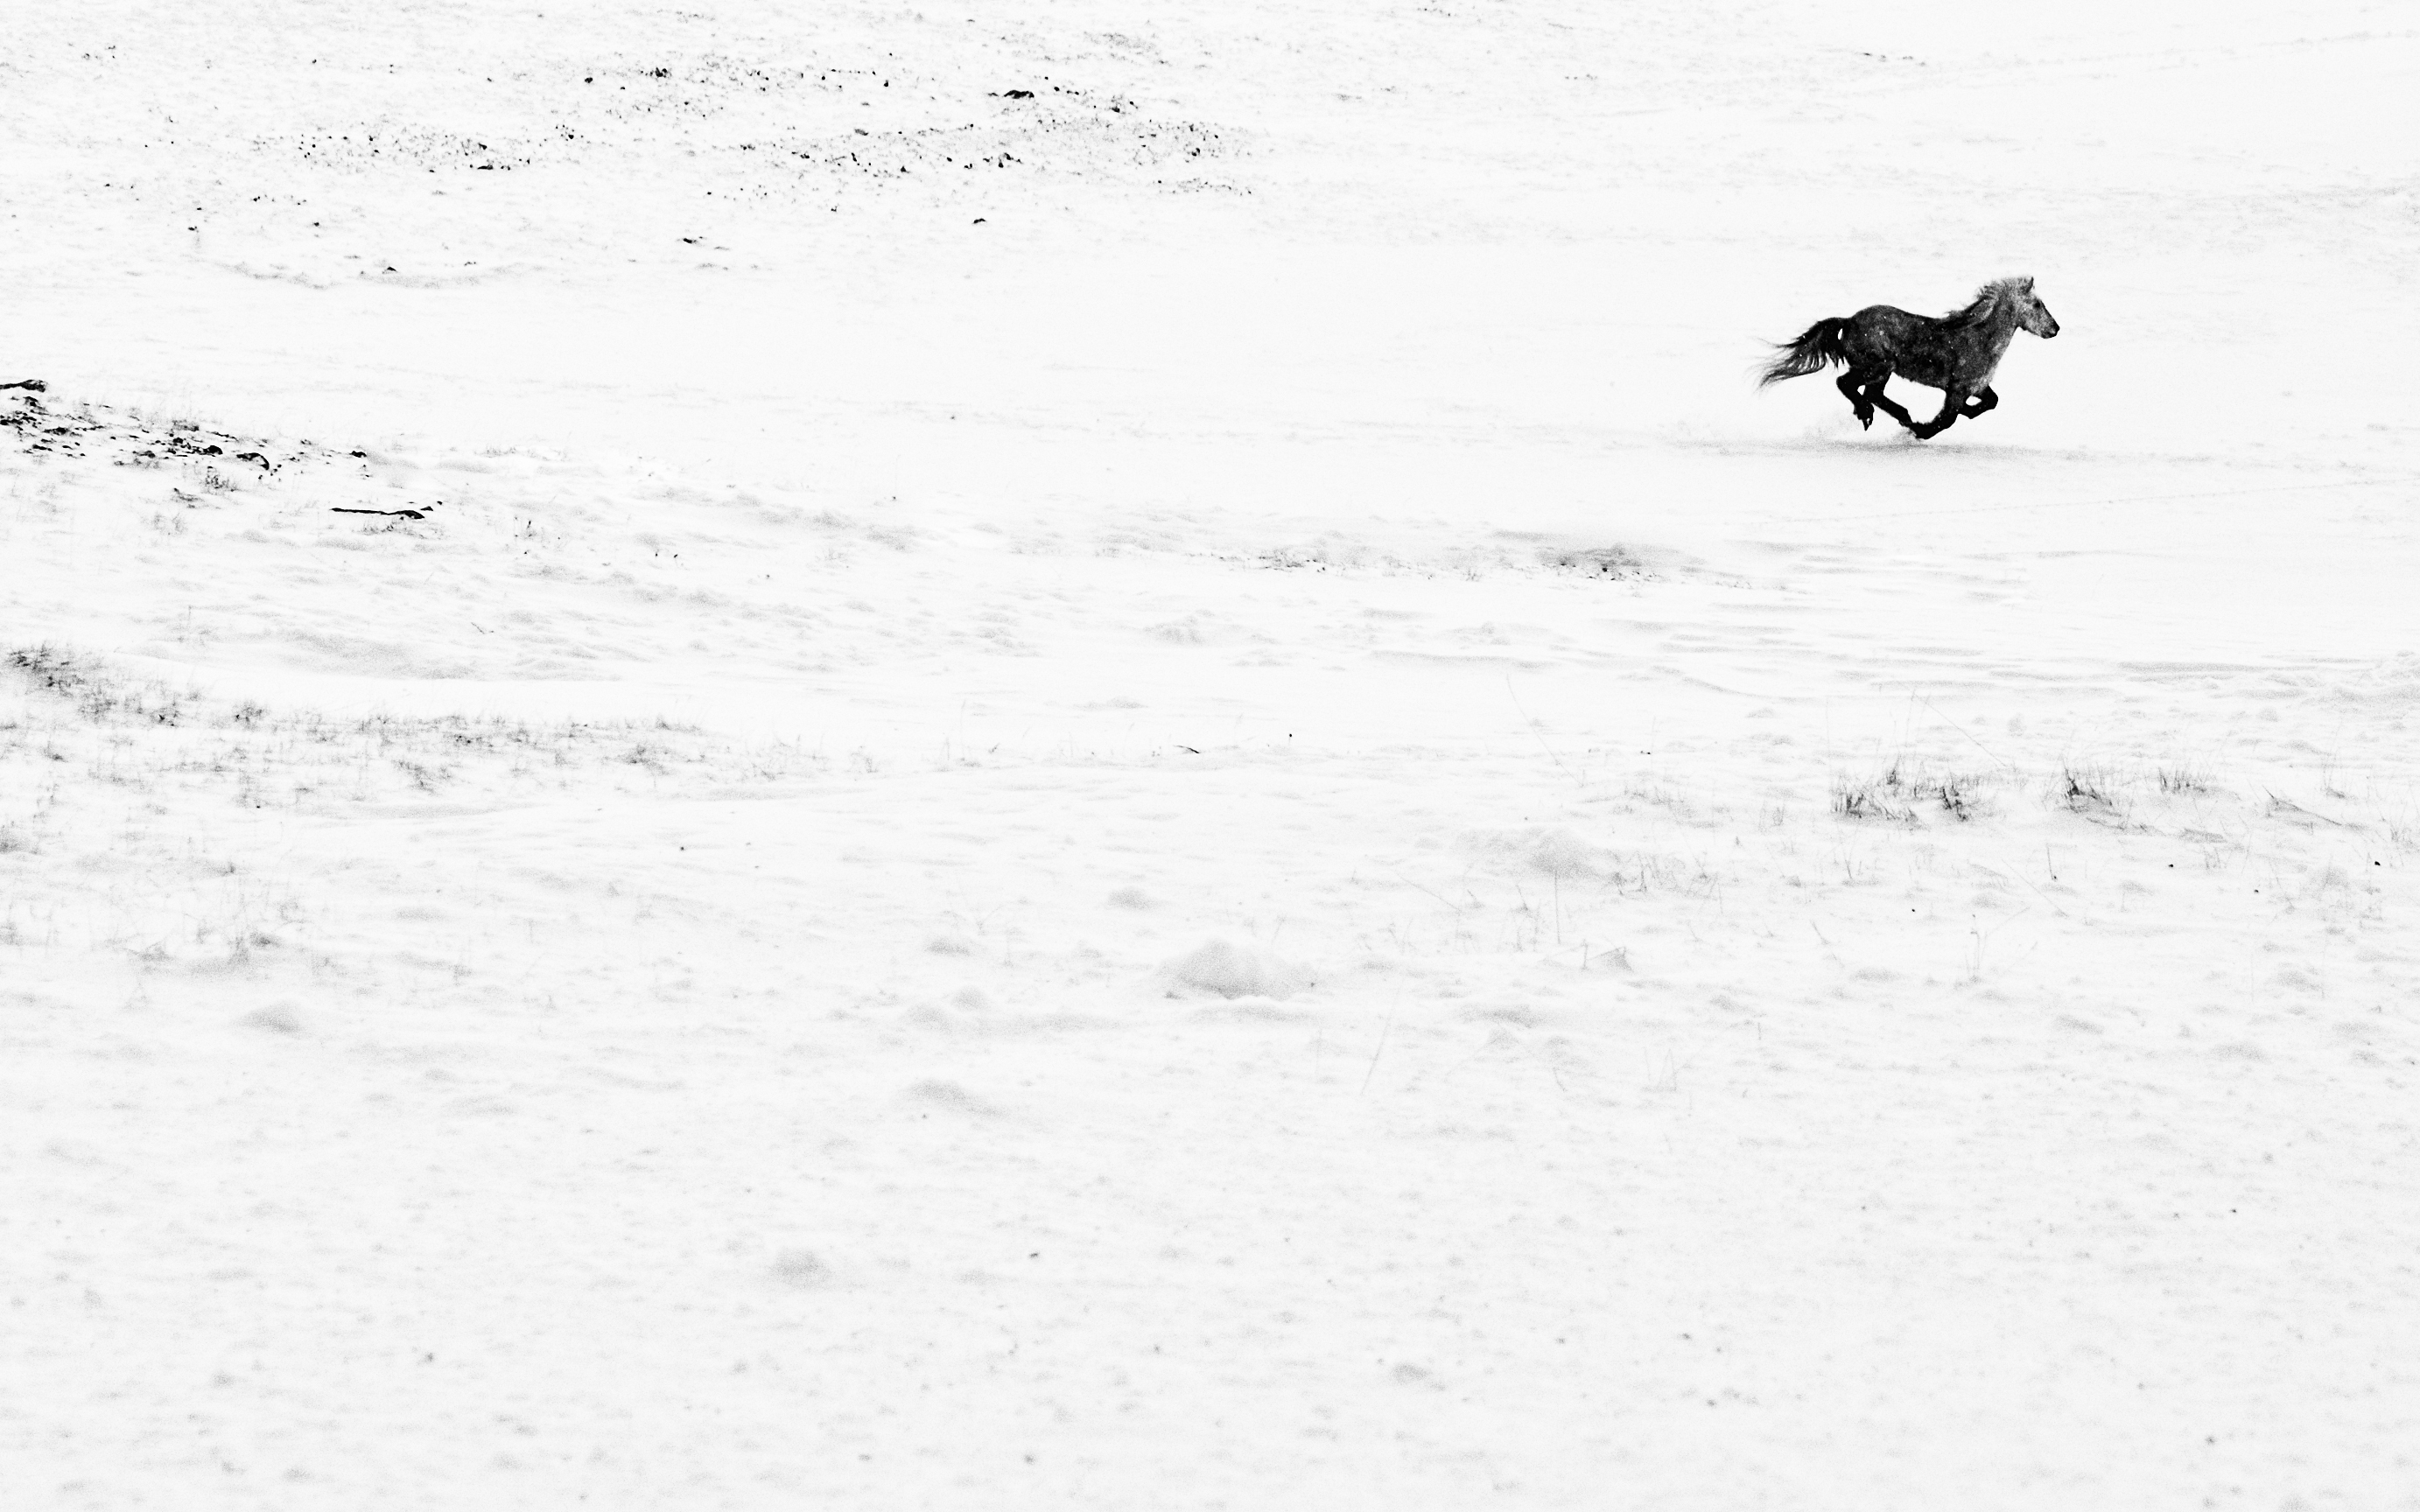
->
(2011, 276, 2059, 339)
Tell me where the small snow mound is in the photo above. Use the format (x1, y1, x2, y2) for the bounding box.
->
(1541, 544, 1647, 578)
(1107, 886, 1155, 910)
(241, 1002, 304, 1034)
(1160, 938, 1314, 1000)
(1461, 826, 1608, 879)
(2340, 652, 2420, 709)
(904, 1079, 1005, 1117)
(1191, 999, 1312, 1024)
(770, 1249, 831, 1287)
(925, 932, 979, 956)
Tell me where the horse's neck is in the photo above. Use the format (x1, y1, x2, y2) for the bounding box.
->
(1976, 303, 2021, 357)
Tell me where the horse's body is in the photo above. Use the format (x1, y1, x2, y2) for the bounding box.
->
(1759, 277, 2058, 438)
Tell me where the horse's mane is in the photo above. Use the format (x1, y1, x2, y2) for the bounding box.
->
(1942, 277, 2031, 329)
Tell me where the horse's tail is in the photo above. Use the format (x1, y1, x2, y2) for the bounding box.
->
(1758, 318, 1850, 386)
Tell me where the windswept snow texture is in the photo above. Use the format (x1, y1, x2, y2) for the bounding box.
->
(4, 3, 2418, 1508)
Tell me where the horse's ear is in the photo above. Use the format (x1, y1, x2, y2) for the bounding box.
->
(2018, 275, 2036, 290)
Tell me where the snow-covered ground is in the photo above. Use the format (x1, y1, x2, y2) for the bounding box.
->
(4, 3, 2416, 1506)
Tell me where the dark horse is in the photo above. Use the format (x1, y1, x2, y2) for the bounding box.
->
(1759, 276, 2058, 438)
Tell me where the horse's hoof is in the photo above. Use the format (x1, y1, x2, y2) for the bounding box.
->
(1856, 412, 1874, 430)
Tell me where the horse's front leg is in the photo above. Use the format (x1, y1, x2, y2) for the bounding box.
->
(1911, 389, 1967, 439)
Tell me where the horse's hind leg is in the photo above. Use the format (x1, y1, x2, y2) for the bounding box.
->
(1911, 388, 1969, 440)
(1863, 373, 1918, 433)
(1959, 387, 1998, 418)
(1836, 370, 1876, 429)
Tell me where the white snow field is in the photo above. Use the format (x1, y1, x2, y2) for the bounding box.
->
(4, 2, 2417, 1506)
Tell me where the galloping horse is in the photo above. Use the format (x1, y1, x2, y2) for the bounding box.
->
(1760, 277, 2058, 438)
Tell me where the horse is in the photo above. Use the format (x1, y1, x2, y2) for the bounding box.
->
(1759, 276, 2058, 438)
